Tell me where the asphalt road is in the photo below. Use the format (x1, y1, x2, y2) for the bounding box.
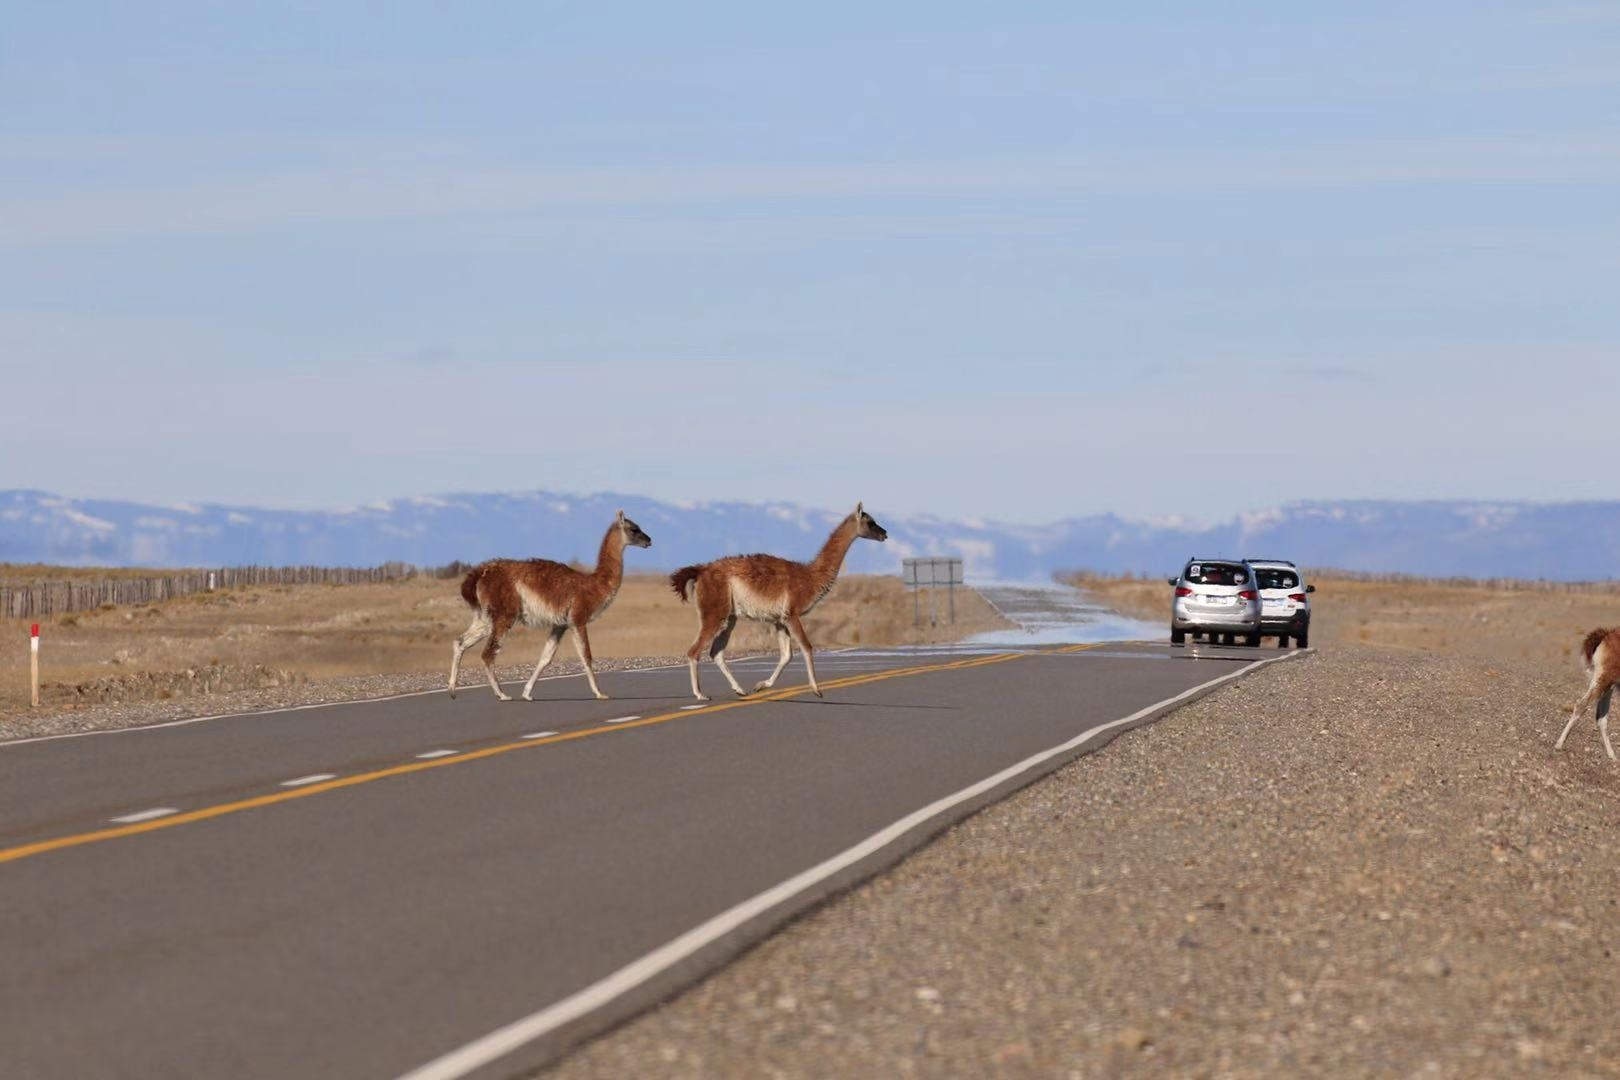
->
(0, 640, 1301, 1079)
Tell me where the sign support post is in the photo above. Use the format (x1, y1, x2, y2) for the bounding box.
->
(901, 557, 965, 629)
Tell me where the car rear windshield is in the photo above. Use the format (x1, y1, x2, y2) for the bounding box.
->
(1255, 568, 1300, 590)
(1183, 562, 1248, 586)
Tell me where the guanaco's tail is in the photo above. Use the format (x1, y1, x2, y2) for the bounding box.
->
(669, 564, 703, 602)
(460, 564, 487, 608)
(1582, 628, 1612, 669)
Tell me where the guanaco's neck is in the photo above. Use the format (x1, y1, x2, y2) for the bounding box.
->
(808, 514, 859, 589)
(592, 524, 626, 585)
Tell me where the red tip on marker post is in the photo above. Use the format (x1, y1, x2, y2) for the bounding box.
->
(31, 624, 39, 639)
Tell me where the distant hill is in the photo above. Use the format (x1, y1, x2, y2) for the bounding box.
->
(2, 490, 1616, 582)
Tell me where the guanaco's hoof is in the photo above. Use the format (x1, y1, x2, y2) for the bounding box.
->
(733, 688, 749, 698)
(752, 682, 772, 693)
(812, 689, 825, 699)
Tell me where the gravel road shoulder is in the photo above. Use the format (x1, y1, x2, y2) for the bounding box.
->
(546, 646, 1618, 1078)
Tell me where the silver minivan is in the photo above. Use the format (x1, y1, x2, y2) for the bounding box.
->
(1168, 557, 1262, 646)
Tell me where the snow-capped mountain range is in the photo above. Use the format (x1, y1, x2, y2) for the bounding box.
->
(2, 490, 1616, 582)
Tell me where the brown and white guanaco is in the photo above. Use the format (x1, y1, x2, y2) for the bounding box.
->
(669, 502, 887, 701)
(1556, 627, 1620, 760)
(449, 511, 652, 702)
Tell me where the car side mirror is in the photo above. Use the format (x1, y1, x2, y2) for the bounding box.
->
(1306, 584, 1316, 593)
(1167, 577, 1178, 587)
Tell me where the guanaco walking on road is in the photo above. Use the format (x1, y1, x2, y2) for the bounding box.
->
(449, 511, 652, 701)
(670, 502, 887, 701)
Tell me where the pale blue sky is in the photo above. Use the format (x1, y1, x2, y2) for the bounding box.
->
(2, 2, 1615, 522)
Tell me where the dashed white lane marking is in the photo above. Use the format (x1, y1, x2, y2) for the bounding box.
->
(680, 704, 706, 711)
(520, 731, 559, 740)
(110, 807, 178, 824)
(280, 773, 338, 788)
(416, 750, 459, 759)
(602, 715, 641, 724)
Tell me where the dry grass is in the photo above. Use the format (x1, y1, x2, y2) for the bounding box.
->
(0, 573, 1011, 716)
(1065, 570, 1619, 667)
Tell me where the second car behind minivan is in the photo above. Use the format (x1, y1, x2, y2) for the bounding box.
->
(1247, 558, 1314, 647)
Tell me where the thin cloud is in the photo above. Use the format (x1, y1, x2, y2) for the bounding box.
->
(3, 131, 1618, 247)
(1288, 365, 1376, 384)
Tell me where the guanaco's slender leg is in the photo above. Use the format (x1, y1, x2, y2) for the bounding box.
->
(686, 617, 722, 701)
(685, 584, 730, 701)
(1558, 673, 1604, 750)
(448, 612, 492, 699)
(571, 623, 608, 700)
(521, 626, 566, 701)
(1597, 685, 1616, 760)
(753, 624, 793, 693)
(480, 613, 517, 701)
(711, 616, 747, 697)
(784, 614, 821, 698)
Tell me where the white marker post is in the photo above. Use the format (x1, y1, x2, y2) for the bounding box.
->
(30, 623, 40, 708)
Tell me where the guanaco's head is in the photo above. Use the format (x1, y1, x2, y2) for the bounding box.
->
(617, 509, 653, 549)
(853, 501, 888, 542)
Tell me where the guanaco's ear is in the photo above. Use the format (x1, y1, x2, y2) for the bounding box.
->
(855, 500, 864, 517)
(616, 509, 625, 524)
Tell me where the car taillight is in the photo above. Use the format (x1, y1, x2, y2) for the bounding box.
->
(1237, 590, 1257, 600)
(1288, 593, 1307, 602)
(1175, 587, 1194, 597)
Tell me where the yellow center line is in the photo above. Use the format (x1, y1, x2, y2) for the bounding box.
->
(0, 648, 1046, 868)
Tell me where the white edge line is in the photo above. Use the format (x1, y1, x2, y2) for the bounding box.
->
(110, 807, 178, 824)
(0, 660, 695, 749)
(416, 749, 459, 759)
(395, 648, 1310, 1080)
(520, 731, 560, 740)
(280, 773, 338, 788)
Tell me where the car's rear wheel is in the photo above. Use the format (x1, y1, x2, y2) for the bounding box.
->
(1170, 626, 1185, 645)
(1296, 630, 1309, 648)
(1219, 633, 1234, 645)
(1245, 632, 1261, 647)
(1276, 634, 1290, 648)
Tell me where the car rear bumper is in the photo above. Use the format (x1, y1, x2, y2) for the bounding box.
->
(1260, 613, 1310, 633)
(1173, 607, 1260, 630)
